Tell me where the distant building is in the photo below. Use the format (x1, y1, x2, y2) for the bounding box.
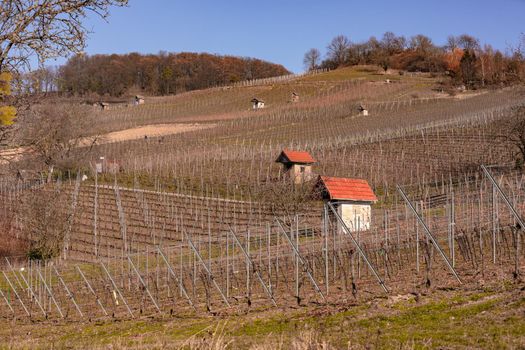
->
(291, 92, 299, 103)
(93, 102, 110, 111)
(251, 98, 265, 110)
(358, 104, 368, 116)
(134, 95, 145, 105)
(316, 176, 377, 233)
(95, 156, 121, 174)
(275, 149, 316, 184)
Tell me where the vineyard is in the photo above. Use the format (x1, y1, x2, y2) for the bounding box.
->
(0, 67, 524, 339)
(0, 165, 524, 322)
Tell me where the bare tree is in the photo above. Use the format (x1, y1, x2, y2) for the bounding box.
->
(0, 0, 128, 72)
(16, 66, 58, 94)
(409, 34, 434, 53)
(15, 103, 98, 180)
(381, 32, 406, 55)
(446, 35, 460, 51)
(17, 185, 69, 260)
(457, 34, 480, 51)
(303, 48, 321, 71)
(327, 35, 351, 67)
(250, 177, 321, 227)
(0, 0, 126, 158)
(502, 105, 525, 168)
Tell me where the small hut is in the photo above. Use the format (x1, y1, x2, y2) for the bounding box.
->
(291, 92, 300, 103)
(134, 95, 145, 105)
(275, 149, 316, 184)
(93, 102, 110, 111)
(251, 98, 265, 110)
(316, 176, 377, 232)
(357, 104, 368, 116)
(95, 156, 121, 174)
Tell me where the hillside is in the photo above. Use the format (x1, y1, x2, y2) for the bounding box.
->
(0, 65, 524, 349)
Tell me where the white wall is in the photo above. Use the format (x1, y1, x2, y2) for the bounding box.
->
(339, 203, 372, 232)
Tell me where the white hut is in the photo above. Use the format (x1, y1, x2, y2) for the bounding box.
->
(316, 176, 377, 233)
(93, 102, 110, 111)
(134, 95, 145, 105)
(251, 98, 265, 110)
(358, 104, 368, 116)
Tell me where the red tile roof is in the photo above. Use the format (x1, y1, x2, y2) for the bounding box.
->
(276, 150, 316, 164)
(318, 176, 377, 202)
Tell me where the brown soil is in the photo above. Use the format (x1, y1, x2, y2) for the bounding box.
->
(0, 123, 216, 164)
(98, 123, 215, 143)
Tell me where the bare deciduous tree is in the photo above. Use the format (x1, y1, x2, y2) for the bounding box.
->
(15, 103, 98, 180)
(17, 185, 69, 260)
(0, 0, 128, 72)
(251, 178, 321, 227)
(327, 35, 351, 67)
(457, 34, 480, 52)
(409, 34, 434, 53)
(303, 48, 321, 71)
(502, 105, 525, 168)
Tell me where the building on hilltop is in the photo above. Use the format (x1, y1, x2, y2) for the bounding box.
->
(134, 95, 145, 105)
(316, 176, 377, 233)
(358, 104, 368, 116)
(275, 149, 316, 184)
(251, 98, 265, 110)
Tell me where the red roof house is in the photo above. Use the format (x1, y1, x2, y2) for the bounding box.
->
(275, 150, 316, 184)
(275, 150, 316, 164)
(317, 176, 377, 233)
(316, 176, 377, 202)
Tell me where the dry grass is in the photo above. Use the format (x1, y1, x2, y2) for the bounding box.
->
(0, 282, 523, 349)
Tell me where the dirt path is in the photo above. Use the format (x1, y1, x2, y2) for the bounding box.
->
(100, 123, 215, 143)
(1, 123, 215, 164)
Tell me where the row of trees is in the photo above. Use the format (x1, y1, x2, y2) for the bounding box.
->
(304, 32, 525, 87)
(52, 52, 290, 96)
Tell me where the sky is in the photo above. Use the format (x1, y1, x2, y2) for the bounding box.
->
(53, 0, 525, 73)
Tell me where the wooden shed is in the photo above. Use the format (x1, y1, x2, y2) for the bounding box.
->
(134, 95, 145, 105)
(316, 176, 377, 232)
(276, 149, 316, 184)
(251, 98, 265, 110)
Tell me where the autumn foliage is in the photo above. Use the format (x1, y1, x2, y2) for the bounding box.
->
(0, 72, 16, 126)
(316, 32, 525, 87)
(58, 52, 290, 96)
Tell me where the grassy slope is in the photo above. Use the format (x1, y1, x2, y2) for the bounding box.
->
(1, 281, 523, 349)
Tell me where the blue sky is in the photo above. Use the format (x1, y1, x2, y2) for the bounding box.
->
(57, 0, 525, 73)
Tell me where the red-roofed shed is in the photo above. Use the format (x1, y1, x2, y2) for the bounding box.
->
(276, 150, 316, 184)
(276, 150, 316, 164)
(316, 176, 377, 232)
(317, 176, 377, 202)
